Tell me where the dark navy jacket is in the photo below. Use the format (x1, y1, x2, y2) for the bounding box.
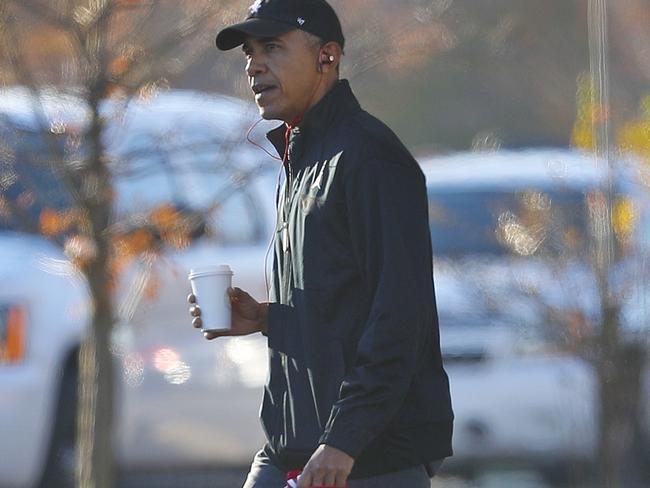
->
(263, 80, 453, 479)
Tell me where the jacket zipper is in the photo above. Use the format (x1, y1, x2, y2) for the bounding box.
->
(282, 146, 294, 302)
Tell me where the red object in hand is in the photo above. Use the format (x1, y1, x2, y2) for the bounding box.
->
(285, 470, 348, 488)
(285, 470, 302, 488)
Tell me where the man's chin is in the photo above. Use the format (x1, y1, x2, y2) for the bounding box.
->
(258, 108, 281, 122)
(256, 104, 287, 122)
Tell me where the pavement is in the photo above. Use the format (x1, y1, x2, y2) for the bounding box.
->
(117, 467, 649, 488)
(117, 470, 554, 488)
(119, 468, 250, 488)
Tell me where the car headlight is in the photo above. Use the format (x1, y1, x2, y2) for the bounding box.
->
(0, 304, 27, 365)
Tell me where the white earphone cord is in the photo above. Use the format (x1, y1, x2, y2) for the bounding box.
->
(263, 163, 285, 304)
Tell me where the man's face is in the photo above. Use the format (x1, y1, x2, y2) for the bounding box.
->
(243, 30, 321, 123)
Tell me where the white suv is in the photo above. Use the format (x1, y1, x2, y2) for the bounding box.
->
(420, 148, 650, 475)
(0, 89, 278, 487)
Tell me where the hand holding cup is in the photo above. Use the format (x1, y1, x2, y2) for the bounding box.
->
(188, 287, 268, 340)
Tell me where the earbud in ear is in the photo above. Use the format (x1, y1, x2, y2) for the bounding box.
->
(319, 51, 335, 64)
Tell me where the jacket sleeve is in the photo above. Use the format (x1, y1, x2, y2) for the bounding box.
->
(318, 151, 435, 458)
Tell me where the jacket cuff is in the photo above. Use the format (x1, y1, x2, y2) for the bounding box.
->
(265, 303, 284, 343)
(318, 410, 376, 459)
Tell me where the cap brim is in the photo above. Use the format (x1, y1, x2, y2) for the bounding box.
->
(216, 18, 295, 51)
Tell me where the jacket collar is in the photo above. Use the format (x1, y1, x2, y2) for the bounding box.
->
(266, 79, 361, 160)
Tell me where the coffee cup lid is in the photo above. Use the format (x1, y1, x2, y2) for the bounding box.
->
(188, 265, 233, 279)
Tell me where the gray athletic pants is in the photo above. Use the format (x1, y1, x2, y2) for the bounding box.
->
(242, 448, 443, 488)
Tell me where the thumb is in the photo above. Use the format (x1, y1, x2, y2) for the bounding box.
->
(230, 287, 252, 301)
(297, 472, 312, 488)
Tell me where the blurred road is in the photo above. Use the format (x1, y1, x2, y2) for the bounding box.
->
(117, 469, 504, 488)
(119, 468, 250, 488)
(118, 468, 649, 488)
(117, 468, 589, 488)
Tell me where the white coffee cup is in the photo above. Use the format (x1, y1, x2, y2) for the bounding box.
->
(188, 265, 233, 332)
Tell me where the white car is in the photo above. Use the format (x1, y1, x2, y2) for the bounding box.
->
(0, 232, 89, 488)
(0, 89, 279, 487)
(420, 148, 650, 474)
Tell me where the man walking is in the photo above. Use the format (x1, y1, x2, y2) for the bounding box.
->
(189, 1, 453, 486)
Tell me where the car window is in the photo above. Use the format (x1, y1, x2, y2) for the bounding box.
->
(428, 187, 589, 258)
(207, 188, 263, 246)
(110, 132, 267, 246)
(0, 117, 266, 246)
(0, 122, 72, 234)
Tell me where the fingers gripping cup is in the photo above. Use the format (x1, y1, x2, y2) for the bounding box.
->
(188, 265, 233, 332)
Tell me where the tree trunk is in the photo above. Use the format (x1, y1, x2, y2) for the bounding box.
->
(76, 252, 116, 488)
(76, 87, 116, 487)
(596, 305, 645, 488)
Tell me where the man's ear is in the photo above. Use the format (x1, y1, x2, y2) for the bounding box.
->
(319, 41, 343, 74)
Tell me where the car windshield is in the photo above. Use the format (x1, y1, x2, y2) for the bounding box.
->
(428, 187, 590, 258)
(0, 122, 73, 234)
(0, 117, 267, 245)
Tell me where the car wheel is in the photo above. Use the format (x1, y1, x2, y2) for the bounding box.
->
(38, 352, 78, 488)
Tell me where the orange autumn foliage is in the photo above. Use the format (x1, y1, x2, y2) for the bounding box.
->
(150, 204, 182, 229)
(40, 208, 66, 237)
(114, 228, 156, 258)
(109, 55, 132, 77)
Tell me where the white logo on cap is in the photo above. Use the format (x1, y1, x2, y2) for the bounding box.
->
(249, 0, 263, 14)
(297, 17, 305, 25)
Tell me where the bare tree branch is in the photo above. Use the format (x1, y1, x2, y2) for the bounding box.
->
(7, 0, 77, 34)
(111, 5, 220, 88)
(0, 9, 86, 210)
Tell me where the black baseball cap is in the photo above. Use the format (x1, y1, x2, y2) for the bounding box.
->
(216, 0, 345, 51)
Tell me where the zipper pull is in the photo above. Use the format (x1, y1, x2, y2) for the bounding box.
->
(278, 222, 290, 253)
(282, 226, 290, 253)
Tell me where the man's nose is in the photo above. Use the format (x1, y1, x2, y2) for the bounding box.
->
(246, 56, 265, 77)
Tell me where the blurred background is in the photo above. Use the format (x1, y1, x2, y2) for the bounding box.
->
(0, 0, 649, 487)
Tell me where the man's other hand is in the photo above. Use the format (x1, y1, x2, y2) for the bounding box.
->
(298, 444, 354, 488)
(187, 287, 268, 340)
